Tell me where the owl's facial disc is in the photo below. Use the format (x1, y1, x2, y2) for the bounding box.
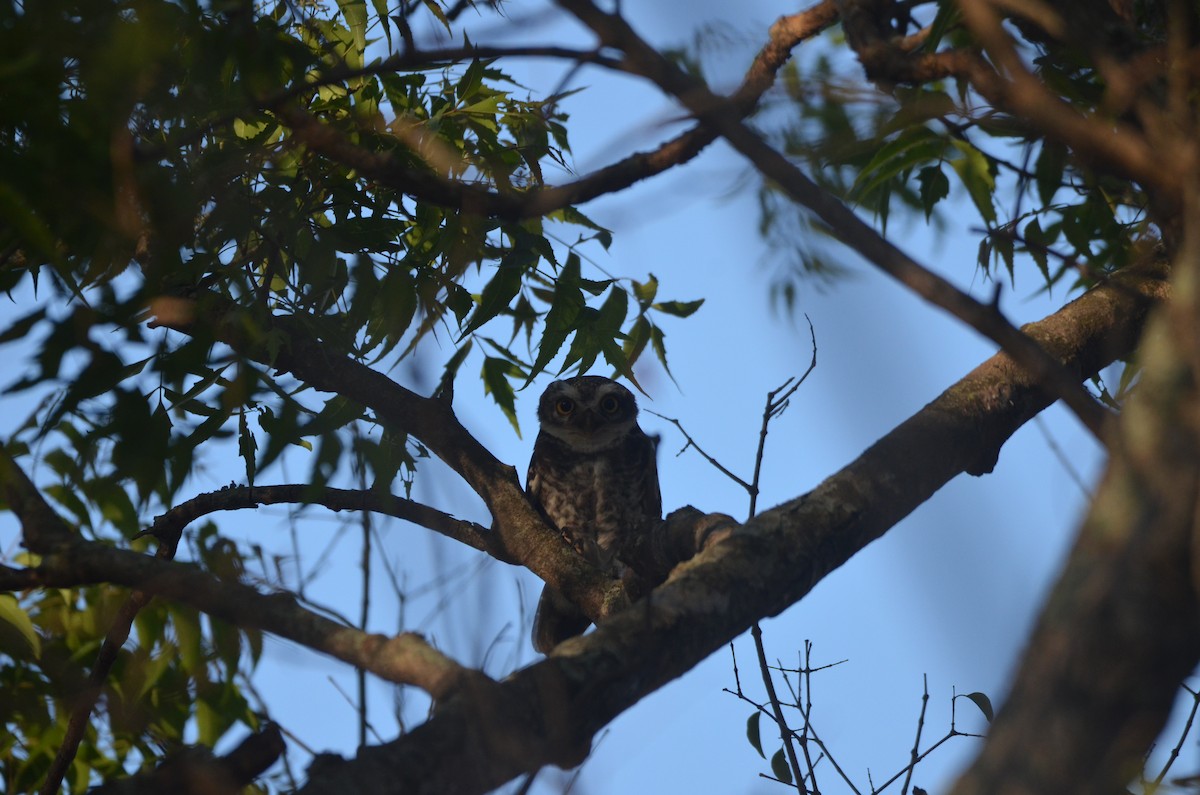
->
(537, 377, 639, 452)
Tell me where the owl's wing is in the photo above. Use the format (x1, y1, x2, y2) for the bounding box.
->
(525, 432, 560, 530)
(641, 431, 663, 522)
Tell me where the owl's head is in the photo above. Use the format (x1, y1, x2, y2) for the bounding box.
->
(536, 376, 640, 452)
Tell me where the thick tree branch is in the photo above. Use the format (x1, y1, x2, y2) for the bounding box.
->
(557, 0, 1113, 443)
(91, 724, 285, 795)
(950, 197, 1200, 793)
(29, 539, 481, 701)
(294, 259, 1168, 795)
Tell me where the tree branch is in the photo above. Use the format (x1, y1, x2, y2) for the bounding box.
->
(28, 539, 482, 701)
(0, 443, 74, 553)
(149, 297, 620, 622)
(558, 0, 1114, 443)
(954, 0, 1179, 211)
(91, 724, 285, 795)
(294, 257, 1168, 795)
(268, 3, 838, 221)
(950, 194, 1200, 793)
(140, 483, 507, 562)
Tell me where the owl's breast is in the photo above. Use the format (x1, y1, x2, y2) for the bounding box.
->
(530, 451, 652, 557)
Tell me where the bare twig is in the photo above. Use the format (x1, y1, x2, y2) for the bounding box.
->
(1149, 684, 1200, 789)
(900, 675, 931, 795)
(750, 317, 818, 517)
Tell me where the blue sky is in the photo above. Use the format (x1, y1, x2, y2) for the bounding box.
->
(3, 1, 1195, 793)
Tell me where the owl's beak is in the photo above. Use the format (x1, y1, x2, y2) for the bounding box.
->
(578, 409, 600, 433)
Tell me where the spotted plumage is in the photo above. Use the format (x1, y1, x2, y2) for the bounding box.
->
(527, 376, 661, 652)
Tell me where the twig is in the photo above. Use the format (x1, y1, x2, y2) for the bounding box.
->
(753, 623, 805, 790)
(647, 411, 752, 491)
(1149, 683, 1200, 789)
(899, 675, 930, 795)
(750, 317, 818, 517)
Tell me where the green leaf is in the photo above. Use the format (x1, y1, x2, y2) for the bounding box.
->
(962, 691, 994, 722)
(632, 275, 658, 307)
(770, 748, 792, 784)
(336, 0, 368, 57)
(917, 165, 950, 220)
(0, 308, 47, 345)
(482, 356, 522, 434)
(596, 285, 628, 331)
(462, 248, 535, 337)
(1024, 218, 1051, 283)
(853, 127, 947, 201)
(238, 410, 257, 488)
(0, 183, 58, 262)
(652, 298, 704, 318)
(1035, 141, 1067, 205)
(437, 341, 473, 398)
(923, 1, 961, 52)
(0, 595, 41, 659)
(950, 140, 997, 224)
(169, 605, 204, 675)
(196, 697, 220, 747)
(422, 0, 451, 32)
(369, 0, 392, 49)
(746, 712, 765, 758)
(528, 255, 585, 379)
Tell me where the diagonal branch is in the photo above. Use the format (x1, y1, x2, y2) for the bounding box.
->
(149, 296, 620, 621)
(954, 0, 1177, 208)
(556, 0, 1113, 443)
(29, 538, 482, 701)
(1, 428, 481, 700)
(0, 443, 74, 553)
(293, 255, 1169, 795)
(270, 3, 838, 220)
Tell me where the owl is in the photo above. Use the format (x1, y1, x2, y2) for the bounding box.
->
(527, 375, 662, 652)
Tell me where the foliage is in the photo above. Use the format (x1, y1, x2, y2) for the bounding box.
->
(759, 9, 1152, 303)
(0, 0, 1191, 792)
(0, 0, 698, 789)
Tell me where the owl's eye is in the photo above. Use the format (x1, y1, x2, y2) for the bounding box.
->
(599, 395, 621, 414)
(555, 398, 575, 416)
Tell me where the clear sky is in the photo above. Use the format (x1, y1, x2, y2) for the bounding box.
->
(1, 2, 1193, 794)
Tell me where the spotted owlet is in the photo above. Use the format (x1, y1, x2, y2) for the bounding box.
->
(527, 375, 662, 653)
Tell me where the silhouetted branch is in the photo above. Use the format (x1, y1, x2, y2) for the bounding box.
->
(556, 0, 1116, 444)
(268, 3, 838, 221)
(27, 539, 485, 701)
(140, 483, 507, 561)
(91, 724, 285, 795)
